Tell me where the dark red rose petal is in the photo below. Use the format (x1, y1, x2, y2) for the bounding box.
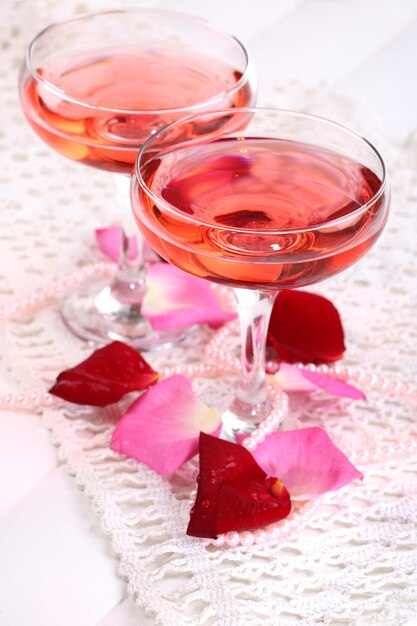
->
(267, 289, 345, 364)
(187, 433, 291, 539)
(49, 341, 159, 406)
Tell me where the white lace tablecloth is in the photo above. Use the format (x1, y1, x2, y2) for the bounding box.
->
(1, 2, 417, 625)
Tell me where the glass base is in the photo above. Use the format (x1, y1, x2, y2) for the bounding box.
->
(221, 395, 273, 440)
(60, 280, 189, 350)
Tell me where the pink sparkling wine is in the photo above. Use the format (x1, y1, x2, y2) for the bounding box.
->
(21, 46, 252, 173)
(136, 138, 388, 289)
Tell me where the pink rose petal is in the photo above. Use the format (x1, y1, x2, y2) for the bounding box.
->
(239, 427, 363, 500)
(111, 375, 221, 476)
(300, 369, 365, 400)
(96, 227, 137, 262)
(271, 363, 365, 399)
(143, 263, 236, 330)
(271, 363, 318, 392)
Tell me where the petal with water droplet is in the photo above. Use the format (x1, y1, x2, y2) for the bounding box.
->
(187, 433, 291, 538)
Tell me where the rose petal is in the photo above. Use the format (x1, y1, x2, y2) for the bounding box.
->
(49, 341, 158, 406)
(271, 363, 365, 399)
(143, 262, 236, 330)
(267, 290, 345, 363)
(241, 427, 363, 500)
(271, 363, 318, 392)
(187, 433, 291, 539)
(111, 375, 221, 476)
(96, 227, 137, 262)
(300, 369, 365, 400)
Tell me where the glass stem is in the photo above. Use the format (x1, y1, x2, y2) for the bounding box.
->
(230, 287, 277, 426)
(110, 173, 148, 307)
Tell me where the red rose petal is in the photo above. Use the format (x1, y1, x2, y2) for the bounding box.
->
(267, 289, 345, 364)
(187, 433, 291, 539)
(49, 341, 159, 406)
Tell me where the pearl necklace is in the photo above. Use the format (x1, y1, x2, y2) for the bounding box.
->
(0, 262, 115, 321)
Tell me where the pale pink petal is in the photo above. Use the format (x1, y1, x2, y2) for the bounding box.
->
(270, 363, 318, 392)
(300, 369, 365, 400)
(271, 363, 365, 400)
(143, 263, 236, 330)
(240, 427, 363, 499)
(127, 236, 138, 260)
(110, 375, 221, 475)
(96, 227, 137, 262)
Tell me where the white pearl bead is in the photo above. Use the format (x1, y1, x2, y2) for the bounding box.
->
(225, 532, 240, 547)
(211, 535, 226, 547)
(253, 529, 268, 544)
(266, 526, 278, 539)
(239, 531, 255, 547)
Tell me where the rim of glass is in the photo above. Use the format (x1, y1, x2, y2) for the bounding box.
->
(136, 106, 388, 235)
(25, 8, 253, 116)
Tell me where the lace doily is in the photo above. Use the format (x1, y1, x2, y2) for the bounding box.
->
(1, 2, 417, 624)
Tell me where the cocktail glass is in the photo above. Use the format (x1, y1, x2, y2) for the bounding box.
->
(18, 8, 256, 349)
(133, 108, 390, 434)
